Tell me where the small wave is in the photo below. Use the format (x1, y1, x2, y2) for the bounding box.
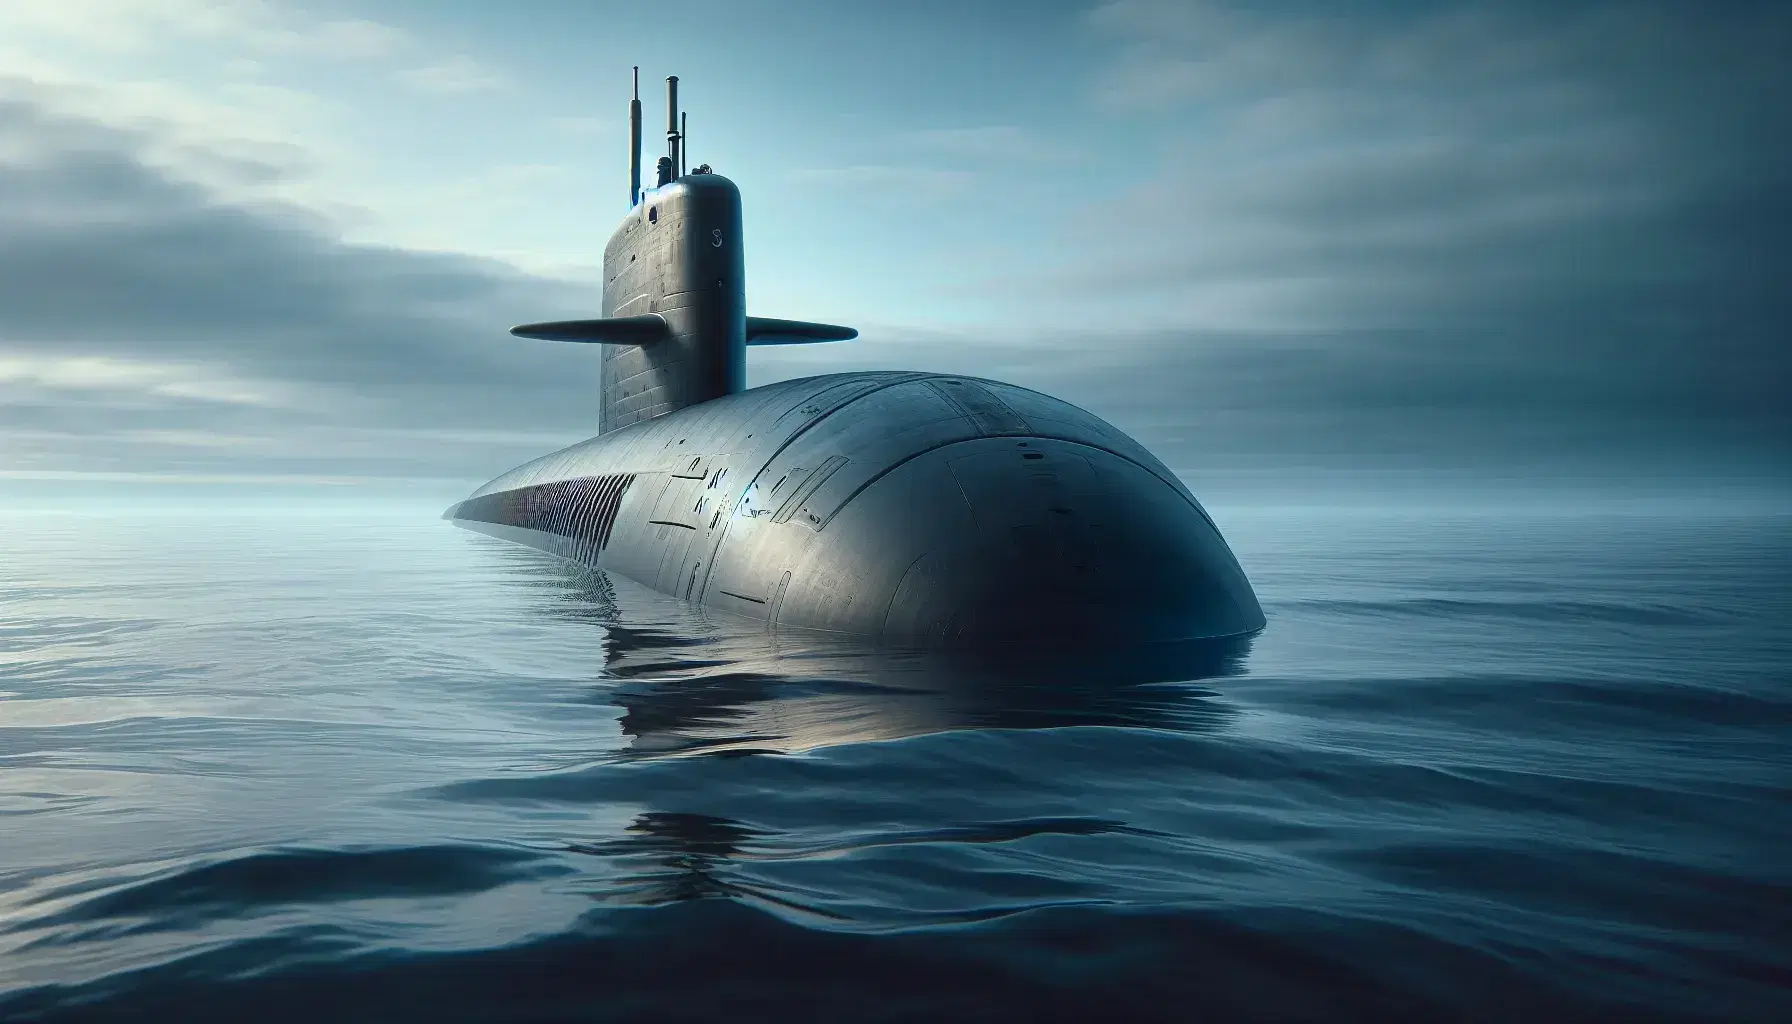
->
(1331, 838, 1791, 944)
(785, 815, 1168, 855)
(1274, 673, 1792, 730)
(565, 811, 1161, 862)
(3, 899, 1749, 1024)
(1278, 596, 1727, 626)
(12, 845, 558, 938)
(0, 617, 162, 649)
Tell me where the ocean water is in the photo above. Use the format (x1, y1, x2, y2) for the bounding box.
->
(1, 494, 1787, 1022)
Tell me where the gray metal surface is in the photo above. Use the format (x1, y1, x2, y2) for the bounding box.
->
(449, 370, 1265, 646)
(596, 173, 744, 432)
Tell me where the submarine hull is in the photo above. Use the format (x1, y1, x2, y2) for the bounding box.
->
(448, 370, 1264, 647)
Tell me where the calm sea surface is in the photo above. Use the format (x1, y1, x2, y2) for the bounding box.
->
(1, 495, 1787, 1022)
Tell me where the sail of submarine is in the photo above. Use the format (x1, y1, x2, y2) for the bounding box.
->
(446, 69, 1264, 646)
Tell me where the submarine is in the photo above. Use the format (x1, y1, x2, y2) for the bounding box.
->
(446, 70, 1264, 647)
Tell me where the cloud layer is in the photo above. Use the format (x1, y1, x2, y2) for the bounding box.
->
(0, 88, 600, 483)
(961, 1, 1789, 473)
(1, 2, 1787, 492)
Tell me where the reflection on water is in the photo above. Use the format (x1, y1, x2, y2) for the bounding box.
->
(501, 557, 1255, 922)
(568, 812, 772, 908)
(530, 561, 1250, 757)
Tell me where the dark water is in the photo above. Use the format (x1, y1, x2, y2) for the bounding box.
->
(2, 496, 1787, 1022)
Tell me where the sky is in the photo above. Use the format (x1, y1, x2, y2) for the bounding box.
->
(0, 0, 1786, 501)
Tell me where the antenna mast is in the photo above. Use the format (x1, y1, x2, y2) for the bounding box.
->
(665, 75, 681, 182)
(680, 111, 688, 177)
(628, 67, 642, 207)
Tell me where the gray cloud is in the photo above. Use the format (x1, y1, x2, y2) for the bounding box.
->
(766, 2, 1790, 477)
(0, 87, 603, 484)
(1072, 1, 1789, 313)
(2, 1, 1787, 494)
(933, 0, 1788, 473)
(751, 319, 1784, 481)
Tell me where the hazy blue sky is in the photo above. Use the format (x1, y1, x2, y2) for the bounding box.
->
(1, 0, 1785, 495)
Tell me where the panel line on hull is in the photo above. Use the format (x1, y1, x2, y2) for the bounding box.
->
(690, 372, 934, 606)
(768, 571, 793, 624)
(771, 455, 848, 524)
(811, 433, 1221, 536)
(924, 379, 1031, 436)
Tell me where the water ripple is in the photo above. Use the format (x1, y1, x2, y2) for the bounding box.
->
(0, 507, 1785, 1023)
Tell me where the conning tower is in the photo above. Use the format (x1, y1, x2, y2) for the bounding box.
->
(512, 70, 855, 434)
